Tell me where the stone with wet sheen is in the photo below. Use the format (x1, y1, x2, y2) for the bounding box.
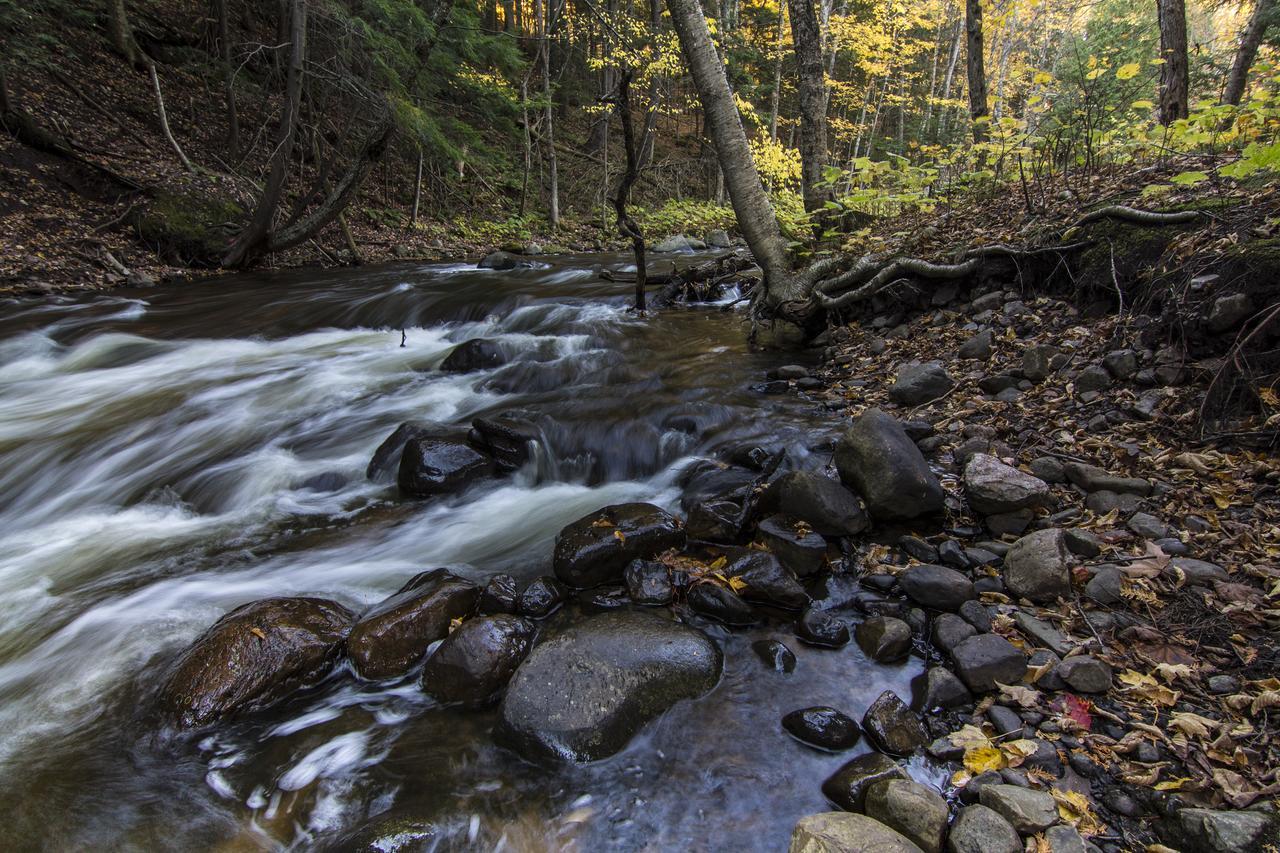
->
(158, 596, 355, 728)
(552, 503, 686, 588)
(753, 639, 797, 672)
(861, 689, 928, 756)
(687, 582, 758, 626)
(347, 569, 480, 679)
(421, 614, 536, 707)
(763, 470, 870, 536)
(728, 549, 808, 610)
(517, 575, 569, 619)
(498, 610, 722, 762)
(397, 436, 493, 498)
(821, 752, 909, 812)
(782, 706, 862, 751)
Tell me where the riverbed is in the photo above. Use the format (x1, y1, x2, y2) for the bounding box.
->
(0, 254, 932, 850)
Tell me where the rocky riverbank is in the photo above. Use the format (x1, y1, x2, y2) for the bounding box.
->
(148, 268, 1280, 851)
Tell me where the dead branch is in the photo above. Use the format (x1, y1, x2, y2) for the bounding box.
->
(1071, 205, 1203, 229)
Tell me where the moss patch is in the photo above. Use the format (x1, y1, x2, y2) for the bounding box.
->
(134, 191, 241, 266)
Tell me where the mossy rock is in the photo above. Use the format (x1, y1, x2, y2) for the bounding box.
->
(134, 191, 241, 266)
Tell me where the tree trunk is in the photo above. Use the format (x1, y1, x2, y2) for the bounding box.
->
(411, 147, 424, 225)
(536, 0, 559, 226)
(769, 7, 785, 142)
(937, 18, 963, 141)
(965, 0, 988, 142)
(787, 0, 828, 214)
(1157, 0, 1189, 124)
(214, 0, 239, 157)
(613, 68, 647, 312)
(1223, 0, 1274, 105)
(638, 0, 663, 168)
(107, 0, 143, 68)
(222, 0, 306, 267)
(667, 0, 796, 305)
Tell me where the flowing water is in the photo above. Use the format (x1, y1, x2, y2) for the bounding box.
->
(0, 255, 935, 851)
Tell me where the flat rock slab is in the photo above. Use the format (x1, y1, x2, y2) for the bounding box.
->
(497, 610, 722, 762)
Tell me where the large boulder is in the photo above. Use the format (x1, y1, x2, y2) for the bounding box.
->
(821, 752, 909, 812)
(1003, 528, 1073, 604)
(888, 362, 954, 406)
(763, 470, 870, 536)
(441, 338, 506, 372)
(948, 804, 1021, 853)
(347, 570, 480, 679)
(398, 437, 493, 498)
(467, 414, 541, 472)
(789, 813, 924, 853)
(421, 614, 536, 707)
(477, 250, 532, 270)
(552, 503, 685, 588)
(963, 454, 1049, 516)
(834, 409, 946, 521)
(1164, 807, 1279, 852)
(497, 610, 722, 761)
(158, 597, 354, 728)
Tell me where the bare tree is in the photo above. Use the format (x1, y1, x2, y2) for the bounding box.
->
(535, 0, 560, 226)
(1157, 0, 1189, 124)
(1223, 0, 1275, 106)
(965, 0, 988, 142)
(213, 0, 240, 157)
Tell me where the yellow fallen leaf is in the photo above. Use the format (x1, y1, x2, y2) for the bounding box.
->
(1155, 778, 1191, 791)
(1052, 788, 1106, 835)
(613, 529, 627, 543)
(727, 575, 747, 593)
(250, 627, 267, 640)
(963, 745, 1007, 774)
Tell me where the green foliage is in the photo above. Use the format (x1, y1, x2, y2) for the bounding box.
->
(633, 199, 736, 236)
(451, 213, 546, 246)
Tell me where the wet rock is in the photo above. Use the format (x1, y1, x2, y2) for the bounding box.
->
(797, 608, 850, 648)
(1062, 462, 1151, 495)
(899, 564, 975, 612)
(552, 503, 685, 588)
(1206, 292, 1255, 334)
(757, 515, 828, 577)
(958, 330, 994, 360)
(1055, 655, 1112, 693)
(835, 409, 945, 521)
(688, 582, 758, 626)
(299, 471, 347, 492)
(856, 616, 913, 662)
(398, 437, 493, 498)
(348, 570, 480, 679)
(366, 422, 432, 481)
(772, 364, 811, 380)
(864, 778, 948, 853)
(421, 614, 536, 707)
(624, 559, 672, 606)
(686, 499, 743, 543)
(951, 633, 1026, 693)
(441, 338, 507, 372)
(938, 540, 970, 569)
(821, 752, 909, 812)
(932, 613, 976, 652)
(765, 471, 870, 536)
(467, 415, 540, 472)
(979, 784, 1057, 833)
(782, 706, 862, 751)
(1170, 557, 1229, 585)
(652, 234, 705, 253)
(1003, 529, 1072, 604)
(477, 250, 532, 270)
(889, 361, 955, 406)
(479, 573, 519, 614)
(964, 453, 1050, 515)
(730, 550, 808, 610)
(789, 812, 924, 853)
(1127, 511, 1170, 540)
(158, 597, 354, 728)
(948, 804, 1021, 853)
(987, 704, 1024, 738)
(706, 229, 731, 248)
(861, 690, 927, 756)
(497, 610, 722, 761)
(753, 639, 797, 672)
(581, 586, 629, 612)
(518, 575, 569, 619)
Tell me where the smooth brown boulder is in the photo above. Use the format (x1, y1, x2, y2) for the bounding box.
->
(347, 569, 480, 679)
(552, 503, 685, 588)
(158, 597, 354, 729)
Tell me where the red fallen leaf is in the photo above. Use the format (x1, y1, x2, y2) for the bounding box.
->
(1052, 693, 1093, 731)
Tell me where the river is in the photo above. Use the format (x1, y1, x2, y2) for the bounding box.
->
(0, 255, 931, 851)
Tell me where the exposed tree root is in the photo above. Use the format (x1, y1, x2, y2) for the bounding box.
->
(1071, 205, 1203, 229)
